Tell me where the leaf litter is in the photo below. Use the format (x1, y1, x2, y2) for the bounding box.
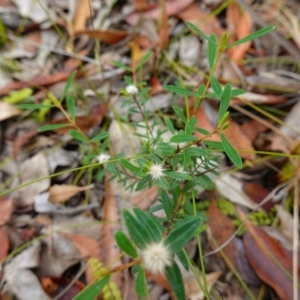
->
(0, 0, 300, 299)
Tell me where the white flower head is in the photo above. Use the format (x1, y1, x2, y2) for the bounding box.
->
(125, 84, 138, 95)
(148, 164, 165, 180)
(96, 153, 110, 164)
(140, 241, 172, 274)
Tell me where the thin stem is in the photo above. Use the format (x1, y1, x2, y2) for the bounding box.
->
(166, 193, 184, 234)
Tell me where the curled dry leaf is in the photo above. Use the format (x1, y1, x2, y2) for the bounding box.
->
(48, 184, 94, 204)
(73, 0, 92, 33)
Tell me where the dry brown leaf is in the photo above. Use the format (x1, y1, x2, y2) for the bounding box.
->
(129, 186, 158, 210)
(0, 198, 13, 226)
(73, 0, 92, 33)
(223, 121, 255, 160)
(207, 199, 237, 266)
(48, 184, 93, 204)
(178, 3, 223, 38)
(100, 177, 122, 287)
(13, 130, 37, 161)
(126, 0, 194, 25)
(158, 1, 169, 49)
(0, 226, 9, 262)
(227, 4, 252, 61)
(0, 102, 22, 121)
(76, 29, 128, 44)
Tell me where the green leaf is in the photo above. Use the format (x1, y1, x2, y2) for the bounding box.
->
(173, 106, 187, 124)
(37, 123, 70, 132)
(169, 134, 198, 144)
(136, 175, 151, 191)
(165, 262, 185, 300)
(186, 21, 218, 45)
(161, 191, 173, 219)
(183, 149, 191, 167)
(185, 147, 207, 157)
(164, 216, 202, 254)
(66, 94, 76, 121)
(165, 171, 192, 181)
(115, 230, 138, 258)
(135, 267, 147, 298)
(72, 275, 110, 300)
(61, 71, 76, 101)
(69, 129, 88, 143)
(91, 132, 109, 142)
(203, 140, 224, 150)
(18, 103, 54, 109)
(193, 175, 214, 190)
(218, 83, 232, 122)
(157, 177, 170, 189)
(220, 133, 242, 168)
(164, 116, 176, 134)
(120, 159, 140, 173)
(211, 76, 222, 98)
(194, 84, 205, 112)
(207, 34, 217, 71)
(163, 85, 197, 97)
(227, 26, 275, 48)
(123, 210, 151, 248)
(231, 88, 247, 97)
(134, 51, 153, 71)
(133, 208, 162, 242)
(176, 249, 189, 271)
(187, 116, 197, 132)
(112, 60, 132, 72)
(194, 127, 209, 136)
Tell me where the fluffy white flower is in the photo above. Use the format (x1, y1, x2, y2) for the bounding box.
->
(125, 84, 138, 95)
(96, 153, 110, 164)
(140, 242, 172, 274)
(148, 164, 165, 180)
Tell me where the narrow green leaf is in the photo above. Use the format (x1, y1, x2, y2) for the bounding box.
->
(194, 84, 205, 112)
(123, 210, 151, 248)
(207, 34, 217, 71)
(135, 267, 147, 298)
(133, 208, 162, 242)
(176, 249, 189, 271)
(165, 262, 185, 300)
(185, 124, 192, 136)
(169, 134, 198, 144)
(136, 175, 151, 191)
(211, 76, 222, 98)
(186, 21, 218, 45)
(115, 230, 138, 258)
(120, 159, 140, 173)
(227, 26, 275, 48)
(66, 94, 76, 121)
(185, 146, 207, 157)
(231, 88, 247, 97)
(163, 85, 197, 97)
(220, 133, 243, 168)
(202, 140, 224, 150)
(166, 171, 192, 181)
(18, 103, 54, 109)
(3, 88, 33, 104)
(183, 149, 191, 167)
(91, 132, 109, 142)
(69, 129, 88, 143)
(61, 71, 76, 101)
(193, 175, 214, 190)
(194, 127, 209, 136)
(173, 106, 187, 124)
(157, 177, 170, 189)
(187, 116, 197, 132)
(164, 116, 176, 134)
(161, 191, 173, 219)
(218, 83, 232, 122)
(164, 216, 202, 254)
(134, 51, 153, 71)
(38, 123, 70, 132)
(72, 275, 110, 300)
(112, 60, 132, 72)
